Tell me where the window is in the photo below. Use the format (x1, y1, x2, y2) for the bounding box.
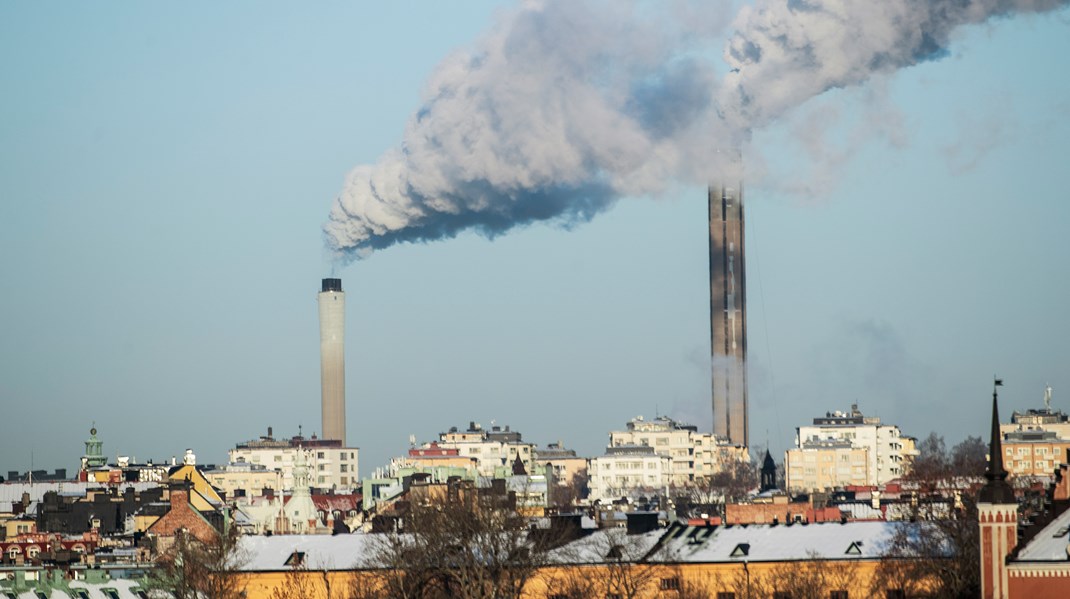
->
(659, 577, 680, 590)
(830, 591, 848, 599)
(103, 591, 121, 599)
(74, 591, 91, 599)
(340, 464, 348, 473)
(717, 593, 736, 599)
(885, 590, 906, 599)
(318, 452, 325, 458)
(773, 593, 792, 599)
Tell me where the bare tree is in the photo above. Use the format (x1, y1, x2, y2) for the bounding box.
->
(763, 553, 862, 599)
(269, 562, 322, 599)
(598, 529, 667, 599)
(549, 471, 589, 510)
(536, 564, 600, 599)
(873, 511, 977, 598)
(875, 446, 981, 599)
(358, 484, 563, 599)
(146, 527, 248, 599)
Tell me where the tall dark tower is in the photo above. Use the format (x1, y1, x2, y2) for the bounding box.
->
(709, 182, 747, 447)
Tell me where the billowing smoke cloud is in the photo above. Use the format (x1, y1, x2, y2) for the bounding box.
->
(325, 0, 1068, 259)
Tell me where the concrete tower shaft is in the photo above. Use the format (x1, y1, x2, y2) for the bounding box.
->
(319, 278, 346, 445)
(709, 183, 748, 447)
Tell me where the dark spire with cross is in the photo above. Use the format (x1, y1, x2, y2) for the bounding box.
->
(979, 377, 1015, 504)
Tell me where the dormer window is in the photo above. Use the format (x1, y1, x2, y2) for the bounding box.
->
(730, 543, 750, 557)
(845, 541, 864, 555)
(285, 551, 306, 567)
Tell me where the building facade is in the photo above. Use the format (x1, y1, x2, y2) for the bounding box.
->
(608, 415, 748, 486)
(587, 445, 672, 503)
(794, 404, 915, 489)
(786, 439, 871, 493)
(431, 422, 535, 477)
(229, 429, 359, 491)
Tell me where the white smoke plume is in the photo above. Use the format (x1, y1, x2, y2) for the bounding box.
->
(325, 0, 1067, 259)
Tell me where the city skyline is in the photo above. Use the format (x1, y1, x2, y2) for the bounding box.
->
(1, 2, 1069, 474)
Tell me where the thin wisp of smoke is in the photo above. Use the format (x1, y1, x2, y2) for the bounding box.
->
(325, 0, 1068, 260)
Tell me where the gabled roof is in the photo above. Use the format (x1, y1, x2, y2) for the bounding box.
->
(1013, 505, 1070, 562)
(653, 521, 900, 563)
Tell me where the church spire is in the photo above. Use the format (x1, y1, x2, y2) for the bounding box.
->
(979, 378, 1015, 504)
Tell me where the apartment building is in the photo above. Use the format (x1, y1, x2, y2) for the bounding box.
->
(228, 428, 359, 491)
(431, 422, 535, 477)
(608, 415, 747, 486)
(786, 439, 871, 493)
(587, 445, 672, 503)
(794, 405, 915, 488)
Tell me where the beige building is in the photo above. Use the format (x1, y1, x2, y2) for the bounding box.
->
(204, 462, 282, 499)
(534, 442, 588, 488)
(795, 404, 915, 487)
(608, 415, 747, 486)
(229, 429, 359, 491)
(786, 439, 871, 493)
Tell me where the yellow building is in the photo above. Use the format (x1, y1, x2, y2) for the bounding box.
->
(786, 440, 870, 493)
(227, 520, 927, 599)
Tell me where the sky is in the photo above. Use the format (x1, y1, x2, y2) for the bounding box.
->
(1, 1, 1068, 477)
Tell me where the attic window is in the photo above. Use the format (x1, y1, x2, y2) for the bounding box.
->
(103, 590, 121, 599)
(285, 551, 306, 567)
(846, 541, 863, 555)
(606, 544, 623, 560)
(730, 543, 750, 557)
(73, 591, 90, 599)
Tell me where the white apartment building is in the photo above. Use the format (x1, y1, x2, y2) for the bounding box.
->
(794, 405, 915, 488)
(229, 428, 359, 491)
(608, 415, 748, 485)
(587, 445, 672, 503)
(432, 422, 535, 477)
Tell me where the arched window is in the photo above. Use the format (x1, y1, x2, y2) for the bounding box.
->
(26, 545, 40, 559)
(8, 546, 22, 560)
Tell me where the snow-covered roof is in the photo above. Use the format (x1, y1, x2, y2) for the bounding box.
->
(0, 482, 158, 504)
(835, 502, 885, 521)
(236, 534, 381, 571)
(653, 521, 899, 563)
(547, 529, 664, 564)
(1013, 507, 1070, 562)
(0, 578, 146, 599)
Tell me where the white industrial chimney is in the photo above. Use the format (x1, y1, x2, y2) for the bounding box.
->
(319, 278, 346, 445)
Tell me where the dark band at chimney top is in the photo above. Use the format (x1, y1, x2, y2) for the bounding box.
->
(321, 278, 342, 292)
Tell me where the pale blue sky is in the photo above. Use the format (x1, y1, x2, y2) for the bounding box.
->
(1, 2, 1068, 475)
